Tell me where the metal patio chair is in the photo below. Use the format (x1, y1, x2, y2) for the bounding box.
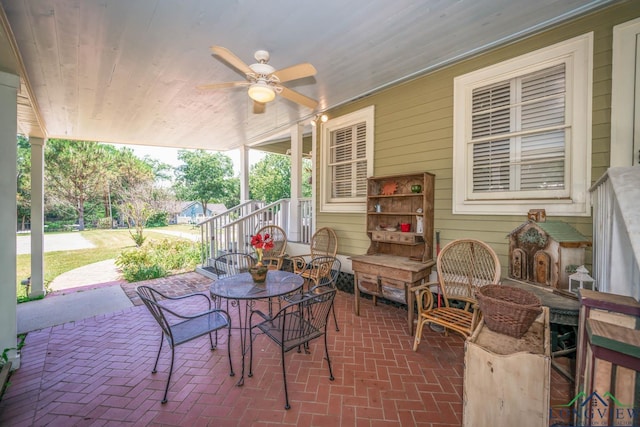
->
(284, 256, 341, 331)
(136, 286, 234, 403)
(249, 289, 336, 409)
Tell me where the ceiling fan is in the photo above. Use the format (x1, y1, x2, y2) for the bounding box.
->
(199, 46, 318, 114)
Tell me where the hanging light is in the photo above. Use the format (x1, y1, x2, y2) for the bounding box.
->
(248, 81, 275, 103)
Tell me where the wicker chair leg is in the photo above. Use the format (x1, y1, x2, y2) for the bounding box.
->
(413, 318, 426, 351)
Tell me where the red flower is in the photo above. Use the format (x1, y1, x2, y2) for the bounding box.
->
(251, 232, 274, 264)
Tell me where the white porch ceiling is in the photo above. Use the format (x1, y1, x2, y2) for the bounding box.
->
(0, 0, 617, 152)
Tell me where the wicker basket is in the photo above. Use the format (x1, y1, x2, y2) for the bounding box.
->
(476, 285, 542, 339)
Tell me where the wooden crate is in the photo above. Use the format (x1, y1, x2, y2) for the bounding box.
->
(574, 289, 640, 427)
(463, 307, 550, 427)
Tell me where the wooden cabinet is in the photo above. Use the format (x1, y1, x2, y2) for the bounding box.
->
(352, 172, 435, 335)
(463, 307, 551, 427)
(364, 172, 434, 261)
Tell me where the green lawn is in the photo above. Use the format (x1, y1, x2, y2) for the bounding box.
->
(16, 227, 198, 299)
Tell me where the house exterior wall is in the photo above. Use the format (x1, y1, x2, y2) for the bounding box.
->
(316, 2, 640, 276)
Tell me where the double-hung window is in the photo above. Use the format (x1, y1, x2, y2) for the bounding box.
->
(320, 106, 374, 212)
(453, 33, 593, 216)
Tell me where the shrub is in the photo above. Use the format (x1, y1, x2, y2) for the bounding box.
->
(96, 217, 113, 229)
(146, 211, 169, 228)
(116, 239, 201, 283)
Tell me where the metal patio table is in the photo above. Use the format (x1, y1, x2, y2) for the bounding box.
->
(210, 270, 304, 385)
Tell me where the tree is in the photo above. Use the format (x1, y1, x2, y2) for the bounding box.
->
(45, 140, 111, 230)
(249, 154, 292, 203)
(173, 150, 236, 213)
(118, 180, 156, 246)
(16, 135, 31, 231)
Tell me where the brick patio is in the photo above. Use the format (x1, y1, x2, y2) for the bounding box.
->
(0, 273, 572, 426)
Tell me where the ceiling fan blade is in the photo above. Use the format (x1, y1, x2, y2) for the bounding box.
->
(278, 86, 318, 110)
(197, 81, 249, 90)
(253, 101, 266, 114)
(272, 63, 317, 83)
(210, 46, 252, 76)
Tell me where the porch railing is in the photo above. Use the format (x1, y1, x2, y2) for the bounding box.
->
(589, 167, 640, 300)
(198, 200, 264, 264)
(198, 197, 313, 267)
(299, 197, 312, 244)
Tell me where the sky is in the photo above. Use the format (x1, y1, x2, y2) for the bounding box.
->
(108, 143, 265, 172)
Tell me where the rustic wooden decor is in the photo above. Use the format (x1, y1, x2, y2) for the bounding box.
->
(352, 172, 435, 335)
(574, 289, 640, 427)
(463, 308, 551, 426)
(508, 213, 591, 290)
(380, 181, 398, 195)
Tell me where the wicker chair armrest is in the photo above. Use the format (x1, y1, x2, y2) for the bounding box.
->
(409, 281, 439, 294)
(290, 254, 312, 273)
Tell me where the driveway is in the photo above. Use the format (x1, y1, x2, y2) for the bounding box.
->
(16, 233, 96, 255)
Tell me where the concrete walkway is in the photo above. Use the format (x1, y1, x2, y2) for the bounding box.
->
(49, 259, 123, 291)
(16, 232, 95, 255)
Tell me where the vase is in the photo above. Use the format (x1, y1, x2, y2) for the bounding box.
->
(249, 264, 268, 283)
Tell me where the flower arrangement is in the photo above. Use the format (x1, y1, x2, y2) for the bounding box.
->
(250, 232, 274, 266)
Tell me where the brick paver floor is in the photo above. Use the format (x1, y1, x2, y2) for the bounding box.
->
(0, 272, 573, 426)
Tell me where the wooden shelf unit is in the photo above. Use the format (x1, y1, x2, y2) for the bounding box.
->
(365, 172, 435, 262)
(352, 172, 435, 335)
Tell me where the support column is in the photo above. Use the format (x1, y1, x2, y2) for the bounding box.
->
(239, 145, 250, 202)
(30, 137, 45, 297)
(0, 71, 20, 368)
(289, 123, 303, 242)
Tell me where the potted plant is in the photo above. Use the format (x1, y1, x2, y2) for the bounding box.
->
(249, 232, 274, 283)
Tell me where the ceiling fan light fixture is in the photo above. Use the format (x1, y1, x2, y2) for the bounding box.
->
(248, 81, 276, 103)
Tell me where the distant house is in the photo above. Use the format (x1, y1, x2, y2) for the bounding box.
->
(175, 202, 226, 224)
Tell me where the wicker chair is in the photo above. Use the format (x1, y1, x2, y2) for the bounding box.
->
(254, 225, 288, 270)
(136, 286, 234, 403)
(291, 227, 338, 283)
(412, 239, 501, 350)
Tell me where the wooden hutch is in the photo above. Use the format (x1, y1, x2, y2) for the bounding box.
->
(352, 172, 435, 334)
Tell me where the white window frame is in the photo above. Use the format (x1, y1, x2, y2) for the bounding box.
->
(320, 106, 374, 213)
(452, 33, 593, 216)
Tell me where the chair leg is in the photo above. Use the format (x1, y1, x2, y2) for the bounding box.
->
(324, 331, 335, 381)
(331, 305, 339, 332)
(281, 348, 290, 410)
(152, 334, 164, 373)
(248, 328, 254, 378)
(161, 345, 175, 404)
(227, 325, 235, 377)
(413, 317, 426, 351)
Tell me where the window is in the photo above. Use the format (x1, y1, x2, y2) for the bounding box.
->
(320, 106, 374, 212)
(453, 33, 593, 216)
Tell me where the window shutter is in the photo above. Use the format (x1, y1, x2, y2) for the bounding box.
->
(330, 121, 367, 199)
(470, 64, 566, 194)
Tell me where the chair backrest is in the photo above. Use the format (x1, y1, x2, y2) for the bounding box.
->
(277, 289, 336, 353)
(308, 256, 341, 291)
(255, 225, 288, 258)
(213, 252, 255, 278)
(437, 239, 501, 302)
(310, 227, 338, 258)
(136, 285, 174, 341)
